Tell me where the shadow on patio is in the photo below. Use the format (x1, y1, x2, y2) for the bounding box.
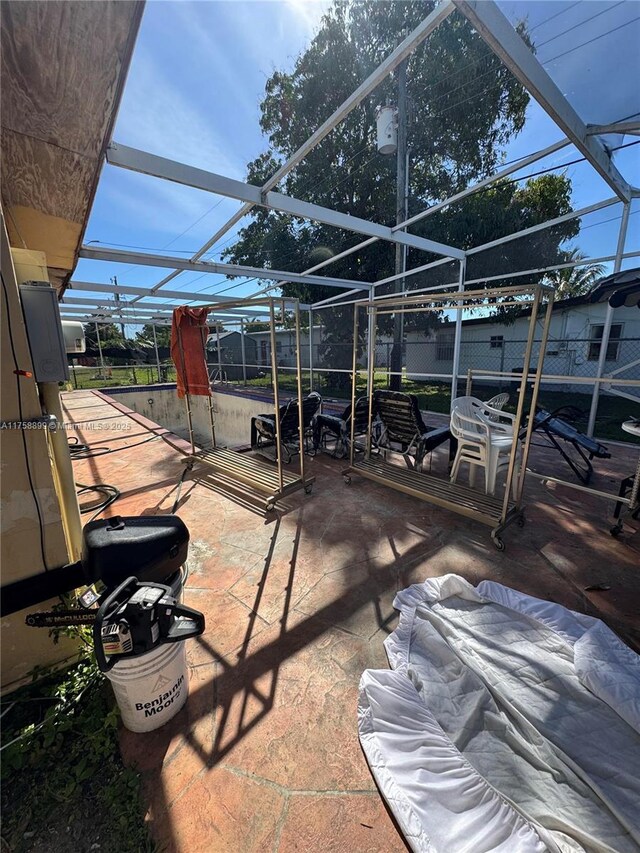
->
(64, 391, 639, 852)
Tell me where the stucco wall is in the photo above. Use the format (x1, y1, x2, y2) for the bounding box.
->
(405, 303, 640, 391)
(112, 387, 271, 449)
(1, 220, 77, 691)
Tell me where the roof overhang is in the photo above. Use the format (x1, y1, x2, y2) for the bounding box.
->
(0, 0, 144, 294)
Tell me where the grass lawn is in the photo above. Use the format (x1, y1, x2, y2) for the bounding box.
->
(67, 365, 638, 445)
(245, 371, 639, 444)
(68, 365, 176, 390)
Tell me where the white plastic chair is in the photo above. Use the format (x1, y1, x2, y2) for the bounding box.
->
(484, 393, 509, 420)
(450, 396, 520, 497)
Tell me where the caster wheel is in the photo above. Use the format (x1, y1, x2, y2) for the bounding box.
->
(517, 515, 526, 528)
(265, 502, 275, 513)
(343, 476, 351, 486)
(493, 537, 505, 552)
(304, 484, 313, 495)
(610, 524, 622, 537)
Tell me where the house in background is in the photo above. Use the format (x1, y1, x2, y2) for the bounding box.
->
(245, 325, 324, 369)
(206, 329, 258, 381)
(406, 293, 640, 392)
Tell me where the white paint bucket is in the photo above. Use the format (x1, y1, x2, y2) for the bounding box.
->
(105, 641, 189, 732)
(166, 563, 187, 602)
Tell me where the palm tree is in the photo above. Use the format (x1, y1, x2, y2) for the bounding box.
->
(542, 249, 606, 298)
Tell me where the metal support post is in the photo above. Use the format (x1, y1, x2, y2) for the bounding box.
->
(95, 322, 105, 375)
(293, 301, 306, 483)
(152, 324, 161, 383)
(391, 58, 408, 392)
(176, 322, 196, 455)
(500, 287, 543, 522)
(215, 325, 222, 384)
(515, 291, 555, 504)
(308, 308, 314, 392)
(366, 301, 377, 459)
(587, 202, 630, 436)
(240, 318, 247, 385)
(450, 258, 466, 405)
(269, 300, 284, 495)
(349, 304, 360, 467)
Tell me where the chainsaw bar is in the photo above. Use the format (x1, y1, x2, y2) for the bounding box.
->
(25, 610, 97, 628)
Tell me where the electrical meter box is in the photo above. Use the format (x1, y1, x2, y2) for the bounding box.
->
(19, 282, 69, 383)
(62, 321, 86, 354)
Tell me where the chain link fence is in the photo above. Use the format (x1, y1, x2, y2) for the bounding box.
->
(68, 317, 640, 443)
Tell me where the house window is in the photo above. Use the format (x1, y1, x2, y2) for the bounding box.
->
(260, 340, 268, 364)
(588, 324, 623, 361)
(490, 336, 503, 349)
(276, 341, 282, 354)
(436, 331, 454, 361)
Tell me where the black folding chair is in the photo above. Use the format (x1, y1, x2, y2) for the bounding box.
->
(526, 406, 610, 485)
(251, 392, 322, 463)
(373, 390, 455, 471)
(313, 396, 373, 458)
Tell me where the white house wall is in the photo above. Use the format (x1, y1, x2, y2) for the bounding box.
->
(405, 303, 640, 393)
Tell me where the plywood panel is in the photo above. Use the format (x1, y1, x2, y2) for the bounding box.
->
(2, 129, 95, 223)
(1, 0, 143, 292)
(1, 0, 141, 157)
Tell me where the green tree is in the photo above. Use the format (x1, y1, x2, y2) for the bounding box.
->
(134, 324, 171, 348)
(223, 1, 577, 384)
(83, 323, 127, 349)
(541, 249, 606, 298)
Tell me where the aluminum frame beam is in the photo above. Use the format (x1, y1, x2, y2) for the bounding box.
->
(60, 295, 260, 317)
(466, 196, 619, 256)
(78, 246, 372, 290)
(106, 144, 465, 260)
(62, 315, 172, 326)
(452, 0, 631, 202)
(138, 0, 456, 299)
(298, 138, 573, 301)
(399, 138, 571, 230)
(586, 121, 640, 137)
(67, 280, 272, 307)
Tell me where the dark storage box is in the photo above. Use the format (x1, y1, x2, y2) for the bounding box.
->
(82, 515, 189, 588)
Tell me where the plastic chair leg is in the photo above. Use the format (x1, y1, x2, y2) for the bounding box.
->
(486, 447, 498, 496)
(450, 451, 462, 483)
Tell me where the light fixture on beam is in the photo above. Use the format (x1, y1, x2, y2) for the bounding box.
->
(376, 104, 398, 155)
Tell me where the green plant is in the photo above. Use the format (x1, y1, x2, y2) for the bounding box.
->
(1, 634, 155, 852)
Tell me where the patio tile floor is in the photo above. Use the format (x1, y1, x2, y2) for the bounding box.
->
(62, 390, 640, 852)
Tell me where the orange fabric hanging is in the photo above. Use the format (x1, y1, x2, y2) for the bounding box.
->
(170, 306, 211, 399)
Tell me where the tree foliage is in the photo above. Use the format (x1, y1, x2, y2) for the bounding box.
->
(82, 323, 128, 349)
(223, 0, 579, 381)
(134, 324, 171, 348)
(541, 249, 606, 298)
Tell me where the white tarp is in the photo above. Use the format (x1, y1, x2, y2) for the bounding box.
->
(358, 575, 640, 853)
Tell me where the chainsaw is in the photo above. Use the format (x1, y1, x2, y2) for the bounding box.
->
(26, 577, 205, 672)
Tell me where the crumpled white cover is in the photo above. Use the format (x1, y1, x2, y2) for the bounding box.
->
(358, 574, 640, 853)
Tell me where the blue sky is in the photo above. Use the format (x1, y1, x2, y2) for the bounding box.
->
(71, 0, 639, 331)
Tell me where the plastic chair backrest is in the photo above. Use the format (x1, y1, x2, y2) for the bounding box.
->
(484, 393, 509, 421)
(451, 396, 487, 440)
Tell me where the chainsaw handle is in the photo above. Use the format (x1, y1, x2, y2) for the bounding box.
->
(164, 602, 205, 643)
(93, 576, 138, 673)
